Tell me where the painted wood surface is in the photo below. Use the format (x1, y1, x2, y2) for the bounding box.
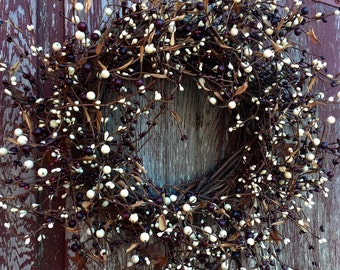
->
(0, 2, 39, 269)
(0, 1, 339, 269)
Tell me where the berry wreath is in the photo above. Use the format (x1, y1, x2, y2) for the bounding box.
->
(0, 1, 339, 269)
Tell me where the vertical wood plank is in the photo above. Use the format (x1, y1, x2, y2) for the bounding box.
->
(0, 1, 39, 269)
(279, 2, 340, 270)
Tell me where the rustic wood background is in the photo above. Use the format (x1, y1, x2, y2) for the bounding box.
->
(0, 1, 339, 269)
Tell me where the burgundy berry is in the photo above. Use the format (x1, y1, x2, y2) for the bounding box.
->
(77, 22, 87, 32)
(90, 32, 100, 41)
(154, 19, 164, 29)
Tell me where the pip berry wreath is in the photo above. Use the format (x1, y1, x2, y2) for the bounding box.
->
(0, 0, 340, 269)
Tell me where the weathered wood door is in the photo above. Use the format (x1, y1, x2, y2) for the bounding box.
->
(0, 1, 339, 269)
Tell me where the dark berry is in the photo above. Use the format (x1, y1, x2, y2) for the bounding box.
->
(319, 142, 328, 149)
(121, 211, 130, 220)
(82, 63, 92, 72)
(70, 243, 80, 252)
(113, 78, 123, 87)
(77, 22, 88, 32)
(68, 220, 77, 228)
(271, 16, 280, 27)
(294, 28, 302, 36)
(66, 53, 76, 62)
(90, 32, 100, 41)
(300, 7, 309, 15)
(76, 212, 85, 220)
(196, 2, 205, 10)
(154, 19, 164, 29)
(65, 78, 73, 86)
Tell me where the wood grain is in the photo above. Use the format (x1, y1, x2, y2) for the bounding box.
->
(0, 1, 39, 269)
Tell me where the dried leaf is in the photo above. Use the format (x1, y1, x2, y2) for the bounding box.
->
(22, 111, 33, 134)
(171, 14, 186, 22)
(307, 77, 318, 92)
(262, 200, 268, 212)
(5, 137, 19, 145)
(149, 73, 168, 79)
(84, 0, 93, 13)
(66, 226, 79, 233)
(115, 58, 135, 71)
(304, 101, 325, 108)
(220, 242, 238, 248)
(96, 42, 103, 55)
(126, 243, 140, 253)
(234, 81, 248, 96)
(170, 110, 182, 123)
(307, 28, 320, 45)
(9, 60, 21, 75)
(6, 18, 24, 34)
(158, 214, 167, 231)
(78, 155, 96, 161)
(96, 110, 102, 132)
(136, 162, 147, 174)
(97, 60, 107, 71)
(150, 255, 168, 268)
(129, 200, 146, 209)
(70, 253, 88, 270)
(214, 208, 226, 215)
(117, 180, 128, 188)
(227, 231, 240, 242)
(170, 32, 175, 46)
(270, 230, 282, 244)
(81, 201, 92, 212)
(140, 45, 144, 65)
(276, 18, 285, 32)
(102, 253, 108, 264)
(130, 174, 144, 184)
(271, 220, 285, 226)
(245, 219, 253, 227)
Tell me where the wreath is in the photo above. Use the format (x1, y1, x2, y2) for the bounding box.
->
(0, 1, 339, 269)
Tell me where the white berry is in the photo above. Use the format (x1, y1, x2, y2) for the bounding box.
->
(52, 42, 62, 52)
(14, 128, 23, 136)
(100, 144, 111, 154)
(101, 69, 110, 79)
(327, 116, 336, 124)
(120, 189, 129, 198)
(228, 100, 237, 109)
(102, 165, 112, 174)
(17, 135, 28, 145)
(0, 147, 8, 156)
(74, 2, 84, 11)
(96, 229, 105, 238)
(129, 213, 139, 223)
(86, 91, 96, 100)
(183, 226, 193, 235)
(247, 238, 255, 246)
(86, 189, 96, 199)
(140, 232, 150, 242)
(105, 7, 113, 16)
(75, 30, 85, 40)
(131, 255, 139, 264)
(24, 160, 34, 169)
(37, 168, 48, 177)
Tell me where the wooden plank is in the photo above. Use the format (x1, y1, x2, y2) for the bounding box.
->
(278, 2, 340, 270)
(0, 1, 39, 269)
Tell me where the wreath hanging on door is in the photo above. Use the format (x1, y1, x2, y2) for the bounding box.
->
(0, 0, 339, 269)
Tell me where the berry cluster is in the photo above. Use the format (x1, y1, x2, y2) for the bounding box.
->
(0, 1, 339, 269)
